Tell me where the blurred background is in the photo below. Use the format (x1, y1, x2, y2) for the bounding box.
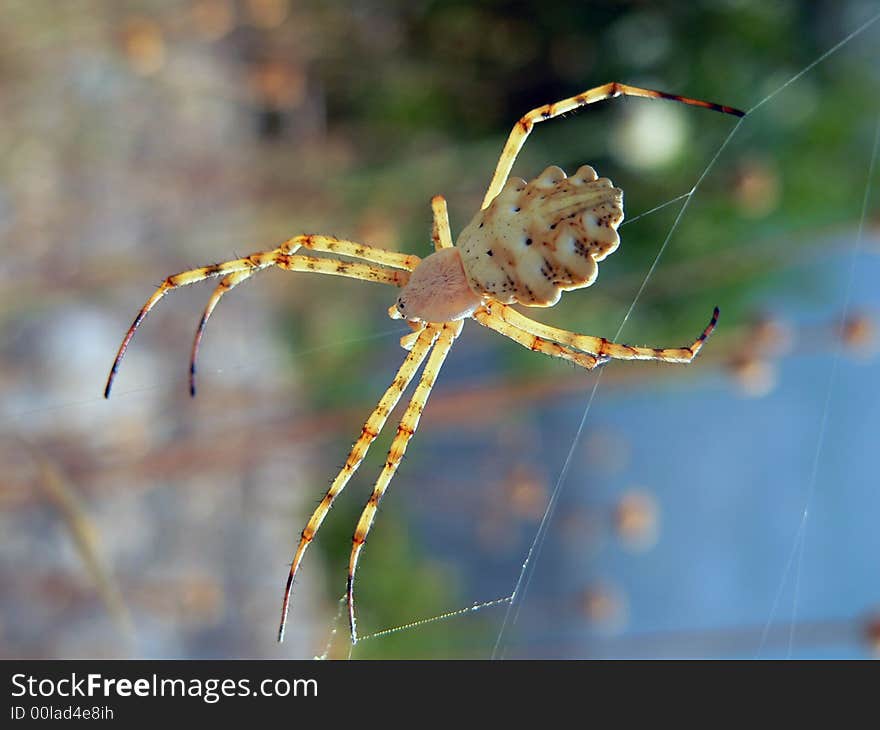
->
(1, 0, 879, 659)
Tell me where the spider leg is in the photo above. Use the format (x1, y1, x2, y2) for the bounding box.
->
(188, 255, 409, 394)
(189, 270, 251, 397)
(399, 321, 426, 351)
(430, 195, 454, 250)
(346, 320, 464, 644)
(494, 303, 720, 364)
(185, 237, 419, 396)
(104, 239, 414, 397)
(274, 254, 408, 284)
(297, 234, 421, 271)
(472, 305, 607, 370)
(106, 248, 285, 398)
(482, 82, 745, 208)
(277, 323, 436, 643)
(188, 259, 409, 396)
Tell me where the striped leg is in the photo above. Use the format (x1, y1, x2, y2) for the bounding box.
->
(187, 255, 410, 394)
(297, 233, 421, 271)
(189, 271, 251, 396)
(346, 320, 464, 643)
(184, 237, 420, 396)
(494, 303, 720, 364)
(482, 82, 745, 208)
(398, 321, 426, 352)
(472, 306, 608, 370)
(430, 195, 454, 250)
(277, 323, 437, 643)
(104, 238, 414, 397)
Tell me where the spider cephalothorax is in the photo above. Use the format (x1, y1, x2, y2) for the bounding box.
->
(391, 247, 480, 323)
(104, 82, 744, 646)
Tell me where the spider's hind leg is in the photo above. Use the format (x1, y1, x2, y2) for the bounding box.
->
(482, 82, 745, 209)
(495, 303, 720, 364)
(472, 305, 608, 370)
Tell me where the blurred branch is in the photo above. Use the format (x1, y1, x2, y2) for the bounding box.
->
(21, 440, 133, 643)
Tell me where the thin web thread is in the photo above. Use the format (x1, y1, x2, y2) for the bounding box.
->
(746, 12, 880, 116)
(357, 596, 513, 644)
(339, 9, 880, 658)
(756, 111, 880, 658)
(315, 596, 348, 660)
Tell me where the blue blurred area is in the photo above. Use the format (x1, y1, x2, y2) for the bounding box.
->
(406, 235, 880, 658)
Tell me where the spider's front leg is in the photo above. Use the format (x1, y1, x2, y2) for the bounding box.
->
(189, 270, 251, 396)
(346, 320, 464, 644)
(104, 234, 420, 398)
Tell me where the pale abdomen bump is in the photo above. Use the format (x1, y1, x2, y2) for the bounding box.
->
(456, 165, 624, 307)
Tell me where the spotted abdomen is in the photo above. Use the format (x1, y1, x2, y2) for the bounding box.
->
(457, 165, 623, 307)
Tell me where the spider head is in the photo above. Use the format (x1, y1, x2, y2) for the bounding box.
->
(388, 248, 481, 323)
(388, 297, 407, 320)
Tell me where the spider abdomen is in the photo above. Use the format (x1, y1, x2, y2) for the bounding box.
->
(456, 164, 623, 307)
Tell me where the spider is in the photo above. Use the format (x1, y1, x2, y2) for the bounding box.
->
(104, 82, 744, 646)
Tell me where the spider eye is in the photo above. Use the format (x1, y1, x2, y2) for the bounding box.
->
(397, 297, 406, 312)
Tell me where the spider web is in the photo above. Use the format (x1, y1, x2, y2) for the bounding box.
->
(342, 9, 880, 660)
